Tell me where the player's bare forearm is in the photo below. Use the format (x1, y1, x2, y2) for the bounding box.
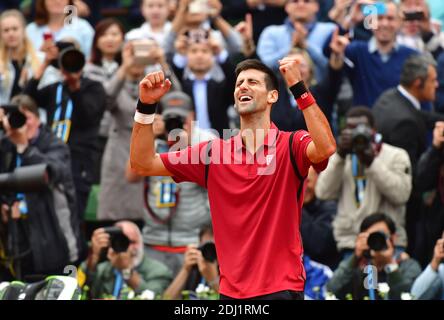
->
(303, 103, 337, 163)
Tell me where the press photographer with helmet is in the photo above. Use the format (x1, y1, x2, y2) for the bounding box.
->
(0, 94, 82, 282)
(23, 37, 106, 222)
(316, 107, 412, 258)
(80, 221, 172, 299)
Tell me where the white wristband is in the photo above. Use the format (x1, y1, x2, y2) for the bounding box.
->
(134, 111, 155, 124)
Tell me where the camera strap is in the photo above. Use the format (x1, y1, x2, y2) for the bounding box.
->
(51, 83, 73, 144)
(352, 154, 367, 207)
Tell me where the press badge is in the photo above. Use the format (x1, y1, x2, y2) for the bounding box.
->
(52, 119, 72, 143)
(17, 193, 28, 215)
(155, 178, 177, 208)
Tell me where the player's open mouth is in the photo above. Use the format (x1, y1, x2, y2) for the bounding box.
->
(239, 95, 253, 102)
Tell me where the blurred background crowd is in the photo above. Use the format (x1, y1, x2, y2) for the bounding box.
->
(1, 0, 444, 300)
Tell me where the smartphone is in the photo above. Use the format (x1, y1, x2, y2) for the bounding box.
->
(43, 31, 53, 41)
(188, 0, 210, 14)
(132, 39, 158, 66)
(403, 11, 426, 21)
(361, 2, 387, 16)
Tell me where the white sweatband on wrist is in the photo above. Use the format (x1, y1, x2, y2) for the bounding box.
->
(134, 111, 155, 124)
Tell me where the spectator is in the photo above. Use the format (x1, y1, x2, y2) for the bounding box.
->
(435, 51, 444, 113)
(373, 54, 441, 171)
(221, 0, 288, 44)
(26, 0, 95, 59)
(257, 0, 336, 82)
(271, 28, 346, 131)
(301, 167, 339, 270)
(80, 221, 173, 299)
(411, 235, 444, 299)
(163, 225, 218, 299)
(83, 18, 126, 183)
(397, 0, 444, 58)
(171, 29, 236, 134)
(125, 0, 172, 49)
(326, 213, 422, 300)
(24, 40, 106, 220)
(0, 10, 41, 105)
(97, 40, 180, 222)
(327, 1, 417, 107)
(0, 94, 82, 281)
(316, 107, 412, 256)
(126, 91, 213, 277)
(164, 0, 243, 57)
(413, 121, 444, 266)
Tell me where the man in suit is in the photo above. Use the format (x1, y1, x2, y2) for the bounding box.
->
(373, 53, 444, 258)
(171, 28, 236, 136)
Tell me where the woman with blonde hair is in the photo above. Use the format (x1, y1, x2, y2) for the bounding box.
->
(0, 10, 41, 105)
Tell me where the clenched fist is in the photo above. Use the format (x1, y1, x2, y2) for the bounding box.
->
(139, 71, 172, 104)
(279, 57, 303, 88)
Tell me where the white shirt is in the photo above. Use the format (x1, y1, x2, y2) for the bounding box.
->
(397, 85, 421, 110)
(125, 21, 172, 49)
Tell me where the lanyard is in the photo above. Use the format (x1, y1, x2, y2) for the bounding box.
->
(352, 154, 366, 207)
(15, 155, 28, 215)
(112, 269, 123, 299)
(52, 83, 73, 143)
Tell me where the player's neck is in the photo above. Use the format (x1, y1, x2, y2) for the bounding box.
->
(239, 114, 271, 154)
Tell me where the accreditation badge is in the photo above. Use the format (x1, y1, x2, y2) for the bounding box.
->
(52, 119, 72, 143)
(155, 178, 177, 208)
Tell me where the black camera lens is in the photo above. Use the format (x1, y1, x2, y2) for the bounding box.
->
(59, 47, 85, 73)
(0, 105, 26, 129)
(367, 231, 388, 252)
(198, 241, 217, 262)
(351, 124, 373, 153)
(103, 227, 130, 253)
(164, 115, 185, 133)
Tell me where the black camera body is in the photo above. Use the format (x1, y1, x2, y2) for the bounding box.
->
(0, 104, 26, 130)
(351, 124, 373, 153)
(404, 11, 425, 21)
(102, 226, 130, 253)
(198, 241, 217, 262)
(163, 114, 185, 134)
(50, 41, 85, 73)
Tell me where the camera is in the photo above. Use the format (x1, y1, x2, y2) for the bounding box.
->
(198, 241, 217, 262)
(185, 29, 210, 44)
(132, 38, 158, 66)
(163, 114, 185, 134)
(188, 0, 211, 14)
(48, 41, 85, 73)
(403, 11, 425, 21)
(0, 164, 51, 194)
(351, 124, 373, 153)
(0, 104, 26, 130)
(367, 231, 388, 252)
(102, 226, 130, 253)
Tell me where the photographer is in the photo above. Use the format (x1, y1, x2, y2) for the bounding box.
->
(23, 39, 106, 221)
(412, 121, 444, 266)
(163, 225, 219, 299)
(0, 94, 82, 281)
(81, 221, 173, 299)
(316, 107, 412, 257)
(326, 213, 422, 300)
(126, 91, 214, 277)
(411, 235, 444, 300)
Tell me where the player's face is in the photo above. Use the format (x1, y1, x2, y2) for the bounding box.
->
(234, 69, 277, 116)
